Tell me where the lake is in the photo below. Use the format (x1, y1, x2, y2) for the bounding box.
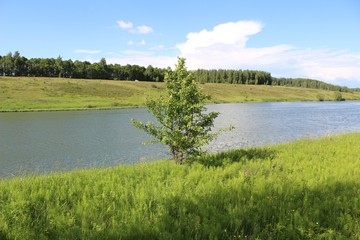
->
(1, 101, 360, 178)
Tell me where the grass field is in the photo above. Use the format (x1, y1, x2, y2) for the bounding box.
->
(2, 76, 360, 111)
(0, 133, 359, 239)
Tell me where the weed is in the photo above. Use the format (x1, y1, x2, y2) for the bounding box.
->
(0, 133, 359, 238)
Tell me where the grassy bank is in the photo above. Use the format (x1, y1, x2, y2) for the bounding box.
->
(0, 133, 359, 239)
(2, 76, 360, 111)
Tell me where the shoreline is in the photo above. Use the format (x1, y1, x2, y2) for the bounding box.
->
(0, 106, 141, 113)
(1, 99, 357, 113)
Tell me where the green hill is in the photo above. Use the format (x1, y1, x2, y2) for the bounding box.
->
(1, 76, 360, 111)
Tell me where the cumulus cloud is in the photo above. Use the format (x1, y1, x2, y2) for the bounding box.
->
(176, 20, 360, 86)
(117, 20, 153, 34)
(117, 20, 133, 30)
(75, 49, 101, 54)
(177, 20, 294, 69)
(177, 21, 263, 55)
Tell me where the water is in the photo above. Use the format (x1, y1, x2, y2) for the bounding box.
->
(208, 101, 360, 151)
(1, 101, 360, 178)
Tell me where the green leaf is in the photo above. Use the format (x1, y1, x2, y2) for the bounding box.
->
(131, 57, 232, 163)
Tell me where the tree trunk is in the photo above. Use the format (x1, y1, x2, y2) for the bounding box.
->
(171, 147, 183, 164)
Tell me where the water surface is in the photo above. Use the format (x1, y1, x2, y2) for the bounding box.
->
(1, 101, 359, 177)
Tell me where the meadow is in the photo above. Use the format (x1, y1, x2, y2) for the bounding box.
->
(2, 76, 360, 111)
(0, 133, 359, 239)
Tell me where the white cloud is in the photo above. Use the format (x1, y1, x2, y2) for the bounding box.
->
(75, 49, 101, 54)
(177, 21, 263, 55)
(117, 20, 153, 34)
(117, 20, 133, 29)
(106, 50, 176, 68)
(133, 25, 153, 34)
(176, 20, 360, 87)
(288, 48, 360, 83)
(127, 39, 146, 45)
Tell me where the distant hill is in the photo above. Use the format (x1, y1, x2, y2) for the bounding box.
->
(1, 76, 360, 112)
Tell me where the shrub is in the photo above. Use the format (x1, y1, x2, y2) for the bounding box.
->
(333, 91, 345, 101)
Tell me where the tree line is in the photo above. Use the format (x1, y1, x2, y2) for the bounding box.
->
(271, 77, 354, 92)
(193, 69, 354, 92)
(1, 51, 357, 92)
(192, 69, 272, 85)
(0, 51, 166, 82)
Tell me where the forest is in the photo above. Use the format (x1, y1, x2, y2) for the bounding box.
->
(0, 51, 356, 92)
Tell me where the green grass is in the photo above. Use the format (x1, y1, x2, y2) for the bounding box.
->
(2, 76, 360, 111)
(1, 133, 359, 239)
(0, 77, 164, 111)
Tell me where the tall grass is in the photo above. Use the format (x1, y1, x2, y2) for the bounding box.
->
(0, 133, 359, 239)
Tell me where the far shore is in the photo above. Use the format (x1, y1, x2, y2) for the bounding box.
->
(2, 76, 360, 112)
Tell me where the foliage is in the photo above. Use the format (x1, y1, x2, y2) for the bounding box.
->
(132, 58, 220, 164)
(0, 51, 166, 81)
(192, 68, 272, 85)
(0, 133, 359, 239)
(333, 91, 345, 101)
(316, 93, 325, 101)
(271, 77, 352, 92)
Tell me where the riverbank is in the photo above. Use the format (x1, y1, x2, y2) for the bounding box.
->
(1, 132, 359, 239)
(2, 76, 360, 112)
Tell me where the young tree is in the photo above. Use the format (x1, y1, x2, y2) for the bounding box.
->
(56, 55, 64, 78)
(3, 52, 13, 76)
(131, 57, 221, 164)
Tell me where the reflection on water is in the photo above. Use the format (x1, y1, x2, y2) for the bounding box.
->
(1, 101, 360, 177)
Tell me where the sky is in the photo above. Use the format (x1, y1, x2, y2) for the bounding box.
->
(1, 0, 360, 87)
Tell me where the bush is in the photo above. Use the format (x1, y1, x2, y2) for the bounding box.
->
(316, 93, 325, 101)
(333, 91, 345, 101)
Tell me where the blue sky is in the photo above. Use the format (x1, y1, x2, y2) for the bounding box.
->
(1, 0, 360, 87)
